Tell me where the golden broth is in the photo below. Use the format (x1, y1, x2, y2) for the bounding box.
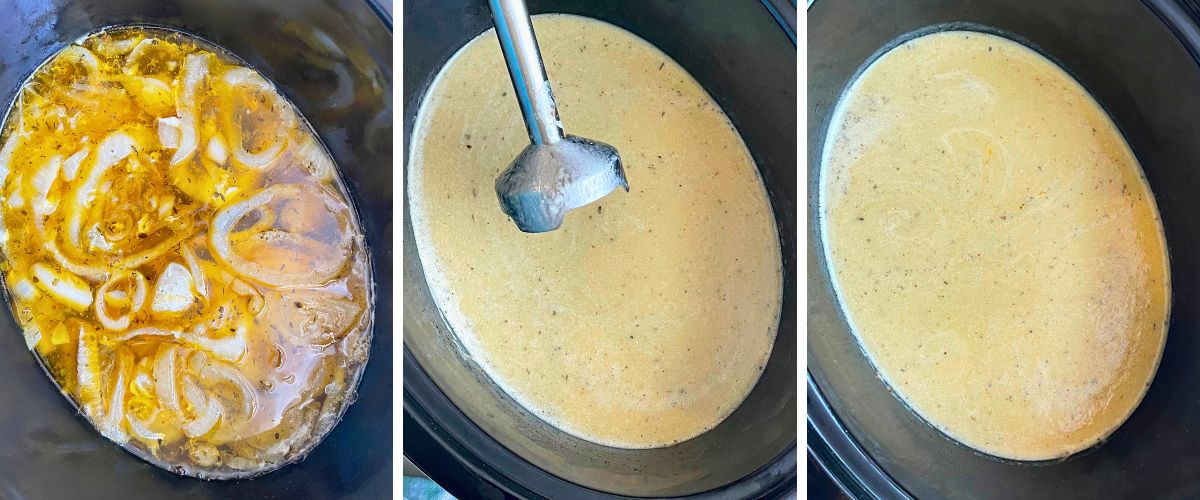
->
(0, 27, 372, 477)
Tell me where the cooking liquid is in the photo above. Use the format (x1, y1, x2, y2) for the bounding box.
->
(820, 31, 1170, 460)
(0, 27, 372, 477)
(409, 15, 783, 448)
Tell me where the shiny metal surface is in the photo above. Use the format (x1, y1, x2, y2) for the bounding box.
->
(487, 0, 628, 233)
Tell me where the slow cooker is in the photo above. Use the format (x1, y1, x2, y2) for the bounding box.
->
(0, 0, 392, 497)
(403, 0, 797, 498)
(809, 0, 1200, 497)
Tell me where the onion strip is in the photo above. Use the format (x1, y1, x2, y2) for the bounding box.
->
(113, 324, 246, 363)
(170, 54, 208, 166)
(77, 326, 105, 420)
(94, 271, 147, 331)
(59, 45, 100, 80)
(116, 228, 200, 270)
(67, 131, 136, 248)
(220, 67, 287, 170)
(209, 185, 351, 287)
(98, 349, 132, 444)
(127, 408, 165, 443)
(61, 147, 87, 181)
(182, 378, 222, 439)
(191, 352, 256, 417)
(153, 344, 182, 414)
(180, 244, 208, 301)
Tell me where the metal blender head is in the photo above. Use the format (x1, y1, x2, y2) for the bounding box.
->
(488, 0, 629, 233)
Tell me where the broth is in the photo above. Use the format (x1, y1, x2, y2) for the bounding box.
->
(0, 27, 372, 478)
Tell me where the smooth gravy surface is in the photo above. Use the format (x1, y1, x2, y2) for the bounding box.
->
(409, 15, 782, 448)
(821, 31, 1169, 461)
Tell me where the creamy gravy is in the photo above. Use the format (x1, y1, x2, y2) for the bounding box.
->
(821, 31, 1170, 460)
(409, 15, 782, 448)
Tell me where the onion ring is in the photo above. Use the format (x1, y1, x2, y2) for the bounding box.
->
(220, 67, 287, 170)
(209, 184, 351, 287)
(181, 377, 222, 438)
(95, 270, 148, 331)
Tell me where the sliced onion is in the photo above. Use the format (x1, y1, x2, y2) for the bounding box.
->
(116, 228, 199, 270)
(180, 244, 209, 301)
(112, 326, 178, 342)
(0, 124, 21, 184)
(231, 132, 285, 170)
(127, 408, 165, 443)
(59, 45, 100, 79)
(153, 344, 182, 413)
(0, 133, 18, 238)
(93, 36, 137, 58)
(131, 370, 154, 398)
(5, 175, 23, 209)
(119, 75, 174, 117)
(157, 116, 181, 149)
(42, 232, 108, 282)
(29, 155, 60, 219)
(206, 135, 228, 165)
(46, 235, 97, 273)
(150, 261, 195, 314)
(23, 325, 41, 351)
(181, 376, 222, 438)
(32, 262, 92, 310)
(86, 224, 114, 252)
(61, 147, 87, 182)
(68, 130, 136, 247)
(191, 352, 256, 417)
(98, 349, 132, 444)
(221, 67, 271, 91)
(12, 277, 37, 301)
(231, 278, 265, 316)
(182, 392, 221, 438)
(122, 38, 156, 71)
(221, 67, 287, 170)
(293, 135, 334, 182)
(77, 326, 105, 420)
(188, 324, 247, 363)
(95, 271, 147, 331)
(209, 185, 351, 287)
(170, 54, 208, 166)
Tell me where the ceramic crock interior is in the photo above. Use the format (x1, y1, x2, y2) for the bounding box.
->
(809, 0, 1200, 497)
(403, 0, 796, 498)
(0, 1, 392, 497)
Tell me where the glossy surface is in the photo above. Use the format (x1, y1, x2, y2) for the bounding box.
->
(0, 26, 372, 478)
(809, 0, 1200, 497)
(404, 0, 795, 496)
(820, 30, 1169, 461)
(410, 14, 781, 449)
(0, 0, 390, 496)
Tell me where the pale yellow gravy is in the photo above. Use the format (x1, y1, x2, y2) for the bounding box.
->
(408, 15, 782, 448)
(821, 31, 1170, 461)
